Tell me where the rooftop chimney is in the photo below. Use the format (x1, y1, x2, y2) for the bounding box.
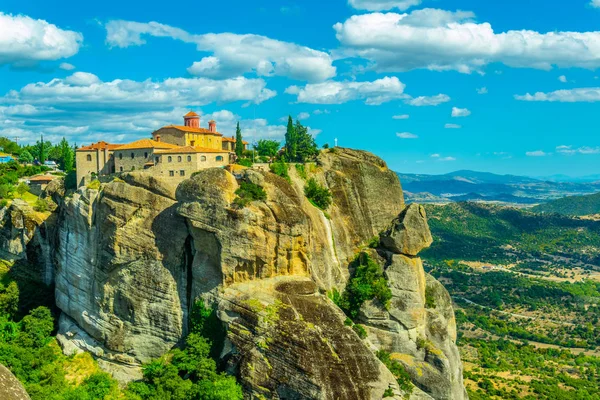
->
(156, 135, 161, 142)
(208, 120, 216, 133)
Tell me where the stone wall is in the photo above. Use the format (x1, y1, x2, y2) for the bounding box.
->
(114, 148, 155, 173)
(76, 149, 115, 187)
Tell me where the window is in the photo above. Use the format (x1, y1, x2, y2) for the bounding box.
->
(86, 154, 92, 161)
(201, 156, 207, 162)
(168, 156, 172, 162)
(120, 167, 123, 172)
(177, 156, 182, 162)
(180, 170, 185, 176)
(187, 156, 192, 162)
(144, 152, 148, 159)
(216, 156, 224, 162)
(155, 157, 160, 163)
(119, 153, 123, 160)
(169, 170, 175, 177)
(130, 153, 134, 159)
(190, 141, 195, 146)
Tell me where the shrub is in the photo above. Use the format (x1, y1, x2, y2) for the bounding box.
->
(339, 252, 392, 320)
(376, 350, 414, 397)
(86, 180, 101, 190)
(304, 178, 332, 210)
(0, 199, 8, 209)
(295, 164, 307, 180)
(16, 183, 29, 197)
(353, 324, 367, 339)
(33, 199, 49, 212)
(0, 184, 14, 199)
(425, 286, 437, 309)
(234, 181, 267, 208)
(237, 158, 253, 168)
(269, 160, 289, 181)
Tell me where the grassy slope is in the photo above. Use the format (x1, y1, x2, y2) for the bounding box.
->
(533, 191, 600, 216)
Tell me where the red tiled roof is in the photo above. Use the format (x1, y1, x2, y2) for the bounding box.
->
(28, 174, 57, 182)
(115, 139, 180, 151)
(222, 137, 249, 144)
(77, 141, 123, 152)
(184, 111, 199, 118)
(158, 125, 223, 136)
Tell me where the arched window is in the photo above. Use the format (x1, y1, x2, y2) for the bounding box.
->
(119, 153, 123, 160)
(86, 154, 92, 162)
(177, 156, 182, 162)
(216, 156, 223, 162)
(144, 152, 148, 159)
(119, 166, 123, 172)
(130, 152, 135, 159)
(168, 156, 172, 163)
(201, 156, 207, 162)
(187, 156, 192, 162)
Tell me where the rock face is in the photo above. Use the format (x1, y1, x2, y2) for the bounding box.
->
(0, 364, 30, 400)
(0, 148, 467, 399)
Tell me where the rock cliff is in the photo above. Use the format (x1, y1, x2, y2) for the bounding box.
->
(0, 148, 467, 399)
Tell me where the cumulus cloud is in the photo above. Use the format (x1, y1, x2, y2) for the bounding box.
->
(0, 12, 82, 68)
(392, 114, 410, 119)
(591, 0, 600, 8)
(313, 109, 331, 115)
(526, 150, 547, 157)
(556, 145, 600, 155)
(65, 72, 101, 86)
(285, 76, 409, 105)
(444, 123, 461, 129)
(515, 87, 600, 102)
(297, 112, 310, 120)
(558, 75, 567, 83)
(476, 87, 488, 94)
(348, 0, 422, 11)
(451, 107, 471, 117)
(405, 94, 450, 106)
(59, 62, 75, 71)
(334, 8, 600, 74)
(105, 20, 335, 82)
(431, 153, 456, 161)
(396, 132, 417, 139)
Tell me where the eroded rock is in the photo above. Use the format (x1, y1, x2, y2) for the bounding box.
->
(0, 364, 30, 400)
(380, 204, 433, 256)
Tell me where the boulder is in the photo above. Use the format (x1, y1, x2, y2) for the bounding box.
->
(380, 204, 433, 256)
(0, 364, 30, 400)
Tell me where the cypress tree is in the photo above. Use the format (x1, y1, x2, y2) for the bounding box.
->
(285, 116, 296, 161)
(235, 122, 244, 158)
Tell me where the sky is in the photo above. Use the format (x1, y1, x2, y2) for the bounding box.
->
(1, 0, 600, 177)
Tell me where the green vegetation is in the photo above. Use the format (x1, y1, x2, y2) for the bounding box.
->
(335, 252, 391, 319)
(33, 199, 49, 212)
(304, 178, 332, 210)
(256, 140, 280, 159)
(269, 160, 289, 181)
(284, 116, 319, 163)
(352, 324, 367, 339)
(376, 350, 413, 398)
(295, 163, 307, 180)
(533, 192, 600, 216)
(233, 181, 267, 208)
(86, 180, 101, 191)
(237, 158, 252, 168)
(235, 122, 244, 159)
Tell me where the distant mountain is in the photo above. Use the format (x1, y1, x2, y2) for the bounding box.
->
(535, 174, 600, 183)
(398, 170, 600, 204)
(532, 192, 600, 216)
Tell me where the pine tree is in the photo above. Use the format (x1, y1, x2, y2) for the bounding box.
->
(35, 135, 49, 163)
(235, 122, 244, 158)
(59, 138, 74, 172)
(294, 120, 318, 163)
(285, 116, 296, 161)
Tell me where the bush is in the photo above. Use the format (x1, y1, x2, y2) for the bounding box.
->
(269, 160, 289, 181)
(33, 199, 49, 212)
(233, 181, 267, 208)
(295, 164, 307, 180)
(0, 184, 14, 199)
(425, 286, 437, 309)
(16, 183, 29, 197)
(0, 199, 8, 209)
(353, 324, 367, 339)
(304, 178, 332, 210)
(376, 350, 414, 397)
(237, 158, 253, 168)
(339, 252, 392, 319)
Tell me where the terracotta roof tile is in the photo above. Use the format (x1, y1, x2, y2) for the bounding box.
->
(115, 139, 180, 151)
(184, 111, 199, 117)
(157, 125, 223, 136)
(77, 141, 123, 152)
(28, 174, 57, 182)
(154, 146, 230, 154)
(221, 137, 249, 144)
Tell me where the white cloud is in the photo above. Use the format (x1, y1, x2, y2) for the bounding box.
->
(59, 62, 75, 71)
(558, 75, 567, 83)
(105, 20, 335, 82)
(556, 145, 600, 155)
(0, 12, 82, 67)
(451, 107, 471, 117)
(313, 109, 331, 115)
(430, 153, 455, 161)
(476, 87, 488, 94)
(334, 8, 600, 74)
(348, 0, 422, 11)
(445, 123, 461, 129)
(405, 94, 450, 106)
(392, 114, 410, 119)
(297, 112, 310, 120)
(285, 76, 408, 105)
(591, 0, 600, 8)
(515, 87, 600, 102)
(396, 132, 417, 139)
(4, 73, 276, 109)
(526, 150, 547, 157)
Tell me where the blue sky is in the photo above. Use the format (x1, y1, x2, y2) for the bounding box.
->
(1, 0, 600, 176)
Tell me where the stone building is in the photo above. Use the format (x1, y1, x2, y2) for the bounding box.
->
(75, 141, 123, 187)
(222, 136, 249, 152)
(152, 146, 230, 179)
(113, 139, 181, 173)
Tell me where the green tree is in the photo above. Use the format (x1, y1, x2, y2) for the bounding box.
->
(235, 122, 244, 158)
(18, 306, 54, 348)
(0, 281, 19, 316)
(18, 150, 33, 164)
(33, 136, 51, 163)
(16, 182, 29, 198)
(256, 140, 280, 159)
(304, 178, 332, 210)
(58, 138, 74, 172)
(295, 121, 318, 162)
(0, 138, 21, 156)
(285, 116, 296, 161)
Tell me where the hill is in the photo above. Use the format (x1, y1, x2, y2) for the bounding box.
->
(533, 191, 600, 216)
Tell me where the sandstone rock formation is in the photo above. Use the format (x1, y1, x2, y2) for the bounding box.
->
(0, 148, 467, 399)
(0, 364, 30, 400)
